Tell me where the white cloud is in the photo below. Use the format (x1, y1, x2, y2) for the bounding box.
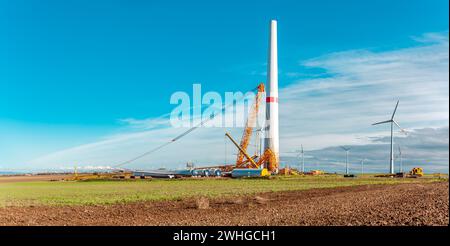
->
(28, 32, 449, 173)
(280, 32, 448, 136)
(293, 126, 449, 174)
(411, 31, 449, 44)
(118, 116, 171, 130)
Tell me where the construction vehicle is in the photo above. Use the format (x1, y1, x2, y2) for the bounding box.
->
(375, 167, 424, 178)
(409, 167, 424, 178)
(279, 167, 300, 175)
(395, 172, 407, 178)
(224, 83, 278, 176)
(231, 168, 270, 178)
(225, 132, 275, 172)
(308, 170, 325, 176)
(235, 83, 265, 167)
(344, 174, 357, 178)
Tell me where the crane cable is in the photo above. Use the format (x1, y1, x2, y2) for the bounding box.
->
(113, 85, 261, 169)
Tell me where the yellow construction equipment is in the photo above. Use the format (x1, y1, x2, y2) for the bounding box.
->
(309, 170, 325, 176)
(236, 83, 265, 167)
(279, 167, 300, 175)
(225, 132, 258, 168)
(225, 132, 276, 171)
(409, 167, 424, 177)
(224, 82, 278, 174)
(375, 167, 424, 178)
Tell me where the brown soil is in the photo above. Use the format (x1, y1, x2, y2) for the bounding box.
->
(0, 174, 69, 183)
(0, 182, 447, 226)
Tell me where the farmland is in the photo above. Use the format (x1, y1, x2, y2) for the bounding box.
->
(0, 174, 446, 206)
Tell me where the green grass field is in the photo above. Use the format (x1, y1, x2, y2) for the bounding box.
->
(0, 175, 446, 206)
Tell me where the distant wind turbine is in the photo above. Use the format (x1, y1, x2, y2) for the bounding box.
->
(372, 100, 407, 174)
(340, 146, 351, 175)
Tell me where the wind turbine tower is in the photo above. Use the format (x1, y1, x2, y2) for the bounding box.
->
(264, 20, 280, 172)
(299, 145, 305, 173)
(341, 146, 351, 175)
(372, 100, 406, 174)
(360, 158, 365, 175)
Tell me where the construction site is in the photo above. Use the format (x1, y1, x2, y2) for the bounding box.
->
(55, 20, 436, 182)
(0, 20, 448, 226)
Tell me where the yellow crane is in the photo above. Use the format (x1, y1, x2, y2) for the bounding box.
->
(224, 83, 277, 173)
(235, 83, 265, 167)
(225, 132, 276, 171)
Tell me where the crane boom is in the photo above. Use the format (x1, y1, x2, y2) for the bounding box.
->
(225, 132, 258, 168)
(236, 83, 265, 166)
(223, 82, 278, 173)
(225, 132, 275, 170)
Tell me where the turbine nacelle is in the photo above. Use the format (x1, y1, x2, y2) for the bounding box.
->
(340, 146, 351, 152)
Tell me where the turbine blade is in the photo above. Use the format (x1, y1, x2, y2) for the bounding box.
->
(393, 120, 407, 134)
(372, 120, 392, 125)
(391, 100, 399, 120)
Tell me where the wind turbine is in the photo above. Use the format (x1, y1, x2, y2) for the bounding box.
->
(372, 100, 406, 174)
(340, 146, 351, 175)
(360, 158, 366, 175)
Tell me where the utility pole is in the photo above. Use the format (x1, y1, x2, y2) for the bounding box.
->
(360, 159, 365, 175)
(346, 151, 349, 175)
(398, 145, 403, 173)
(301, 145, 305, 173)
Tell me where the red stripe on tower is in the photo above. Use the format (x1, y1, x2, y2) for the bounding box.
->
(266, 97, 278, 103)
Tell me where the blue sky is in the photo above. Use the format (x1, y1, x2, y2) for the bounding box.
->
(0, 0, 448, 172)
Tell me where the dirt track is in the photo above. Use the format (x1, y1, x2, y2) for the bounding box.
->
(0, 182, 448, 226)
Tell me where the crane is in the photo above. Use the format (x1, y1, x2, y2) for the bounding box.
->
(225, 132, 276, 170)
(225, 82, 277, 173)
(235, 83, 265, 167)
